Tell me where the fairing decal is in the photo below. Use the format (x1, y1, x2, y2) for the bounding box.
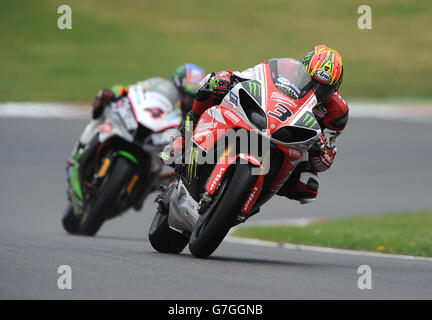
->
(192, 105, 253, 153)
(241, 174, 264, 214)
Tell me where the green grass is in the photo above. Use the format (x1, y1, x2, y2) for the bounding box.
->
(2, 0, 432, 102)
(232, 210, 432, 257)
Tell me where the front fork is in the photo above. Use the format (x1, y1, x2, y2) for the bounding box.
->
(66, 137, 99, 216)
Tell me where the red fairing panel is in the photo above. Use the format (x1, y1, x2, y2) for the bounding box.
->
(271, 144, 304, 192)
(192, 105, 253, 153)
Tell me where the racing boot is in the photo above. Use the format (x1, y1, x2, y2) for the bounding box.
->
(277, 161, 319, 204)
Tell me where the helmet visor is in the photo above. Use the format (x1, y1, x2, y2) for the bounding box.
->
(180, 93, 195, 115)
(312, 79, 336, 102)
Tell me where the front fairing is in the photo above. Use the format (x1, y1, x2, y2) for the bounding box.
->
(78, 103, 135, 149)
(219, 60, 321, 150)
(127, 84, 182, 133)
(102, 106, 135, 142)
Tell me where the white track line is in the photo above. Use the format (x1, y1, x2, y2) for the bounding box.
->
(0, 102, 89, 119)
(349, 102, 432, 124)
(225, 236, 432, 262)
(244, 217, 322, 227)
(1, 102, 432, 124)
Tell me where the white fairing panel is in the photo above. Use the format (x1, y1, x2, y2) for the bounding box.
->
(128, 85, 181, 132)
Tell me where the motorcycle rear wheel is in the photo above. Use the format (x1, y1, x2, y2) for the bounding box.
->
(79, 156, 135, 236)
(189, 164, 258, 259)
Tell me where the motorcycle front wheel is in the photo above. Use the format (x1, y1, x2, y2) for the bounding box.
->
(189, 164, 258, 259)
(79, 156, 135, 236)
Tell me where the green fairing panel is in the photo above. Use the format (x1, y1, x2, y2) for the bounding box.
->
(71, 150, 84, 200)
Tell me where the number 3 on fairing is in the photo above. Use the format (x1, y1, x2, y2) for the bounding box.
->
(268, 103, 292, 122)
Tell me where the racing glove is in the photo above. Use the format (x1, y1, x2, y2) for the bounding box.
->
(193, 71, 234, 116)
(308, 134, 337, 172)
(207, 71, 233, 96)
(92, 89, 115, 119)
(91, 87, 129, 119)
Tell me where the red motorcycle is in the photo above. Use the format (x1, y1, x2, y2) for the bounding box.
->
(149, 58, 321, 258)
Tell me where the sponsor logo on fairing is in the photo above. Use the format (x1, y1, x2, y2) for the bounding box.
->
(196, 119, 218, 130)
(276, 77, 291, 86)
(275, 78, 301, 99)
(242, 186, 259, 212)
(97, 122, 113, 133)
(223, 110, 241, 124)
(270, 92, 298, 107)
(229, 92, 238, 105)
(275, 82, 299, 99)
(248, 82, 261, 97)
(301, 112, 319, 129)
(209, 167, 226, 192)
(313, 105, 328, 118)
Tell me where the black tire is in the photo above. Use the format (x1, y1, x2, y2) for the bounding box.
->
(62, 204, 81, 234)
(189, 164, 258, 258)
(148, 206, 189, 254)
(79, 156, 135, 236)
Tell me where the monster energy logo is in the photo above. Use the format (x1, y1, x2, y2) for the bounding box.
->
(249, 82, 261, 96)
(302, 112, 318, 129)
(187, 146, 198, 180)
(248, 81, 261, 97)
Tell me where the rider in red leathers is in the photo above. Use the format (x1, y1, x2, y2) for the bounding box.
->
(164, 45, 348, 204)
(280, 45, 348, 203)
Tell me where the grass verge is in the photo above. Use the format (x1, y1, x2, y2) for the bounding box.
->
(232, 210, 432, 257)
(2, 0, 432, 102)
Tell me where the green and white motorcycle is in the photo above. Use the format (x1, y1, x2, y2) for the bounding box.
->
(62, 84, 181, 236)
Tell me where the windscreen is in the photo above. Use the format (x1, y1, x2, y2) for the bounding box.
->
(268, 58, 312, 100)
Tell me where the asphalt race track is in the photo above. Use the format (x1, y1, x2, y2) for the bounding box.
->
(1, 115, 431, 299)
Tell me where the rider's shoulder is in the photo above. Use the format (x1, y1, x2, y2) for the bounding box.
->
(319, 91, 349, 131)
(325, 90, 349, 110)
